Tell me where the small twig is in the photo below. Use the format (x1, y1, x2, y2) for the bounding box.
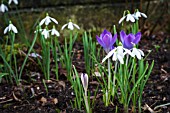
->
(0, 99, 13, 104)
(145, 103, 155, 113)
(12, 91, 21, 101)
(154, 103, 170, 110)
(19, 49, 38, 65)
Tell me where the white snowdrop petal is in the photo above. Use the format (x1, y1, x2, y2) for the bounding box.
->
(117, 54, 124, 64)
(138, 49, 144, 56)
(14, 0, 18, 5)
(118, 16, 126, 24)
(124, 48, 134, 57)
(8, 24, 12, 32)
(102, 48, 116, 63)
(112, 53, 117, 61)
(4, 27, 8, 34)
(12, 25, 18, 33)
(73, 23, 80, 29)
(8, 0, 12, 4)
(141, 13, 147, 18)
(45, 17, 51, 26)
(68, 22, 74, 30)
(133, 48, 141, 60)
(61, 24, 68, 30)
(40, 18, 46, 26)
(50, 17, 58, 24)
(129, 15, 135, 22)
(136, 12, 141, 17)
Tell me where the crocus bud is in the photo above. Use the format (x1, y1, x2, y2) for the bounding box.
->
(81, 73, 88, 92)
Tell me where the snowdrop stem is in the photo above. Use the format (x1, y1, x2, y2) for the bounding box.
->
(126, 54, 129, 66)
(112, 61, 118, 96)
(108, 58, 111, 92)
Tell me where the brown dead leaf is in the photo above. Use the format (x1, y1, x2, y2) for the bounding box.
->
(52, 98, 58, 104)
(39, 97, 47, 105)
(58, 81, 66, 90)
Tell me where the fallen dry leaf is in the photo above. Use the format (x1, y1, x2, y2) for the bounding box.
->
(52, 98, 58, 104)
(39, 97, 47, 106)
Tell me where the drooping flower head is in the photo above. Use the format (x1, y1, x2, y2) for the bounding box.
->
(119, 10, 135, 24)
(61, 19, 80, 30)
(81, 73, 88, 92)
(96, 29, 117, 53)
(120, 30, 141, 49)
(8, 0, 18, 5)
(132, 9, 147, 20)
(40, 13, 58, 26)
(0, 4, 8, 13)
(51, 25, 60, 37)
(4, 21, 18, 34)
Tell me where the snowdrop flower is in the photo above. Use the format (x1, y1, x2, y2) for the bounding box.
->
(120, 30, 141, 49)
(102, 46, 132, 64)
(96, 29, 117, 53)
(81, 73, 88, 93)
(119, 11, 135, 24)
(40, 13, 58, 26)
(41, 29, 50, 39)
(133, 10, 147, 20)
(0, 4, 8, 13)
(61, 19, 80, 30)
(4, 21, 18, 34)
(51, 26, 60, 37)
(8, 0, 18, 5)
(131, 48, 144, 60)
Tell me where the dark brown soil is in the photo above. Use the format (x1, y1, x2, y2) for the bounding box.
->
(0, 32, 170, 113)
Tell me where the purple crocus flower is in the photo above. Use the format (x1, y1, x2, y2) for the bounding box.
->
(120, 30, 141, 49)
(96, 29, 117, 53)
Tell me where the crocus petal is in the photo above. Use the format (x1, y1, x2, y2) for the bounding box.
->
(102, 48, 116, 63)
(141, 13, 147, 18)
(110, 33, 117, 46)
(102, 34, 111, 48)
(124, 34, 134, 49)
(134, 32, 141, 44)
(120, 30, 126, 44)
(61, 24, 68, 30)
(100, 29, 108, 38)
(96, 35, 105, 48)
(81, 73, 88, 91)
(119, 16, 126, 24)
(73, 23, 80, 29)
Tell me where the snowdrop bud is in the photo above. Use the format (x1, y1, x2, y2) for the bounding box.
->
(81, 73, 88, 92)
